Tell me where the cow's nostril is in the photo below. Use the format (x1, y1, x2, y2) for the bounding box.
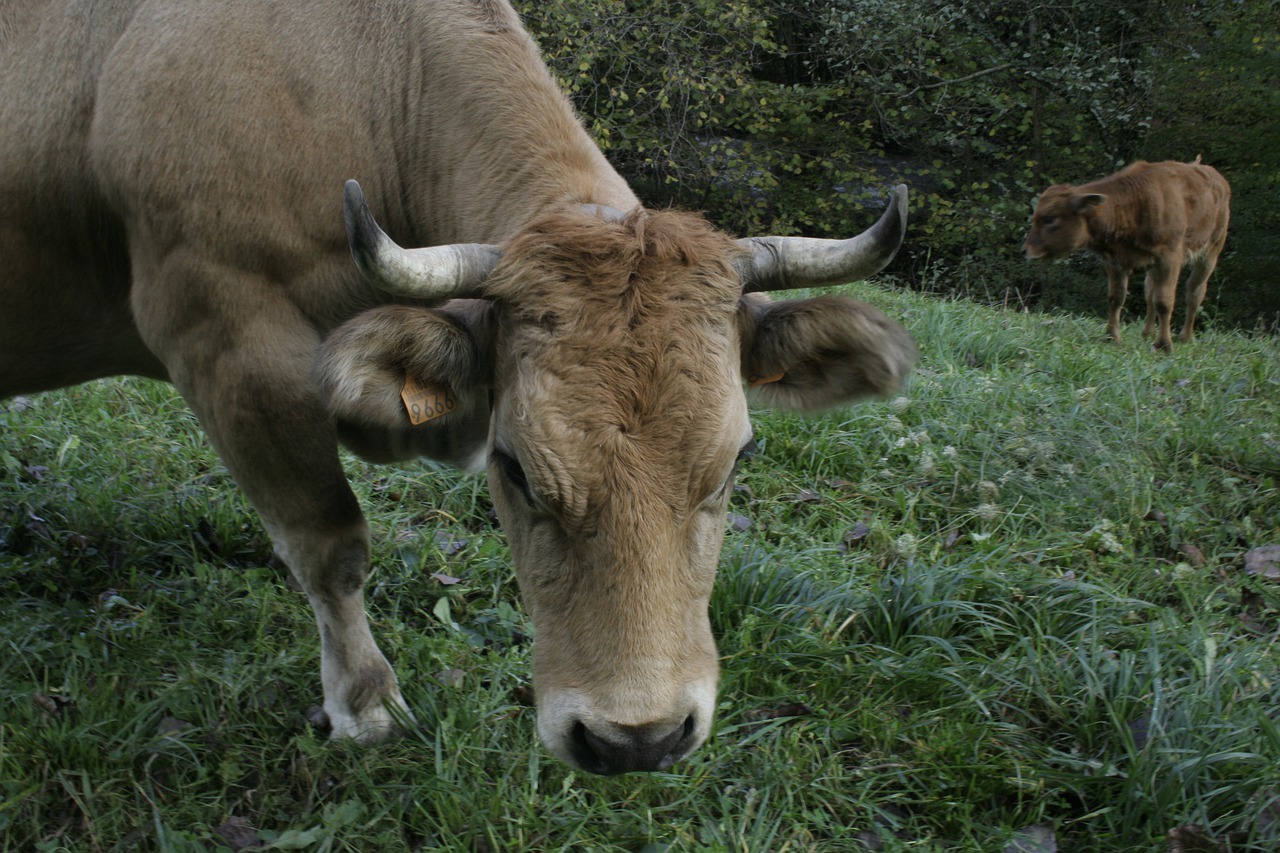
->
(568, 717, 696, 775)
(568, 721, 611, 776)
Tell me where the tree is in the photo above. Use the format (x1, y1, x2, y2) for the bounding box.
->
(518, 0, 1280, 327)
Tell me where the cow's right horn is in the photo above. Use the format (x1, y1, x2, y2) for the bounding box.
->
(736, 184, 908, 293)
(343, 180, 501, 301)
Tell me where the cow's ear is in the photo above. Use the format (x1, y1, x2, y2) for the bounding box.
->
(738, 294, 916, 411)
(314, 300, 495, 436)
(1073, 193, 1106, 212)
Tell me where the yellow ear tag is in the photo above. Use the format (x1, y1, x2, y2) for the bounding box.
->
(747, 372, 786, 387)
(401, 374, 457, 425)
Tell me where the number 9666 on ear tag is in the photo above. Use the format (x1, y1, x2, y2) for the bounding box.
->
(400, 374, 457, 425)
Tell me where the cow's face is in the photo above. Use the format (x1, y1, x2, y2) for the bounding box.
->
(316, 186, 915, 774)
(480, 210, 749, 773)
(1023, 185, 1105, 261)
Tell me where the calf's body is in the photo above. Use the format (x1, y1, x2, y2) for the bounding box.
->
(1023, 159, 1230, 351)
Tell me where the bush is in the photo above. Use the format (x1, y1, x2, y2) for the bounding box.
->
(519, 0, 1280, 330)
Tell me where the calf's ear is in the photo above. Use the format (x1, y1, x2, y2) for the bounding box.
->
(313, 301, 495, 433)
(1072, 193, 1106, 212)
(738, 294, 916, 411)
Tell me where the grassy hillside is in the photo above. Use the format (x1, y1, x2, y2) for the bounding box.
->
(2, 284, 1277, 852)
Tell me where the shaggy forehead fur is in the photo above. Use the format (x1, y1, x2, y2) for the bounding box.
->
(486, 208, 748, 525)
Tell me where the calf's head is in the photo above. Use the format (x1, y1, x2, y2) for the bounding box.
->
(316, 181, 915, 773)
(1023, 184, 1105, 261)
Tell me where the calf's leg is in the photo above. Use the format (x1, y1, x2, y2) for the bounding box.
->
(1144, 259, 1182, 352)
(1179, 250, 1219, 344)
(1103, 264, 1130, 344)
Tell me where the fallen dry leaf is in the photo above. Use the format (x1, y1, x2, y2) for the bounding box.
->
(155, 716, 194, 738)
(1005, 822, 1057, 853)
(1178, 542, 1207, 567)
(1166, 824, 1222, 852)
(434, 530, 469, 556)
(435, 668, 466, 688)
(212, 816, 260, 851)
(841, 521, 871, 551)
(1244, 545, 1280, 579)
(745, 702, 814, 723)
(33, 691, 75, 718)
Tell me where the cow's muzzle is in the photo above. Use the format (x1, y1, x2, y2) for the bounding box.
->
(568, 715, 698, 775)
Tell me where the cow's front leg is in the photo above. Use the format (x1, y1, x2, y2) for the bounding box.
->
(186, 373, 409, 741)
(1104, 264, 1129, 344)
(135, 280, 409, 741)
(194, 378, 408, 741)
(262, 516, 409, 741)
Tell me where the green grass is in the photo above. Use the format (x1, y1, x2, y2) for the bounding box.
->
(2, 285, 1278, 852)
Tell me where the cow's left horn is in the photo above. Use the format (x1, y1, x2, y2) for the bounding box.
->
(343, 180, 501, 300)
(737, 184, 908, 293)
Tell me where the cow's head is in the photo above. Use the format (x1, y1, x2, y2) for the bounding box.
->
(1023, 184, 1105, 261)
(315, 181, 915, 774)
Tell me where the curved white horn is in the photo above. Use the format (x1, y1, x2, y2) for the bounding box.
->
(343, 180, 501, 301)
(737, 184, 908, 293)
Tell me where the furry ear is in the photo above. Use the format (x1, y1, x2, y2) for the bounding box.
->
(313, 301, 495, 466)
(1073, 193, 1106, 212)
(738, 294, 916, 411)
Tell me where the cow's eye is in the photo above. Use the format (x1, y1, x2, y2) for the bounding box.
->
(710, 438, 758, 505)
(1040, 215, 1057, 228)
(493, 449, 534, 504)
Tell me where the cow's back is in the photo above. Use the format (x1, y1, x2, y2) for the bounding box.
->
(1080, 160, 1230, 258)
(0, 0, 160, 390)
(0, 1, 141, 211)
(1, 0, 636, 392)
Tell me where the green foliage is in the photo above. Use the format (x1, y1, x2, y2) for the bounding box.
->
(518, 0, 897, 239)
(1144, 0, 1280, 330)
(796, 0, 1164, 295)
(521, 0, 1280, 328)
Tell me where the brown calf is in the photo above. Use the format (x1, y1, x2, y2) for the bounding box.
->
(1023, 159, 1230, 351)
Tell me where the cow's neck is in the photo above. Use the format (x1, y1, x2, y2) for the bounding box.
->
(400, 2, 640, 245)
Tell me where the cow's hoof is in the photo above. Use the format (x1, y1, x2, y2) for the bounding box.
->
(317, 695, 414, 744)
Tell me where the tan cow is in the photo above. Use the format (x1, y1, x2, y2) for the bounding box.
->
(1023, 159, 1231, 351)
(1, 0, 914, 774)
